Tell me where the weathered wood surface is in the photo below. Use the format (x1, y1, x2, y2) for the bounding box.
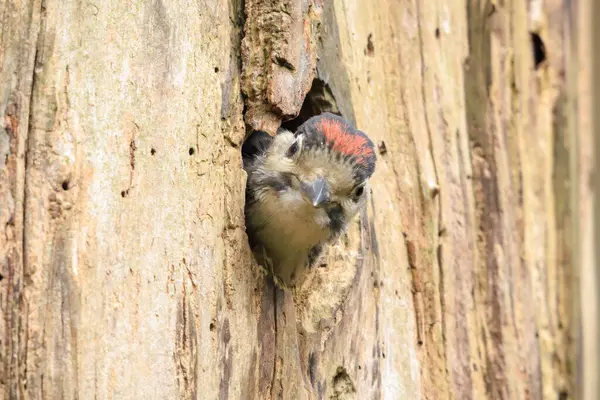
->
(0, 0, 588, 398)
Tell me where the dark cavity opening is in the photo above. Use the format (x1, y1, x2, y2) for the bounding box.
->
(530, 32, 546, 69)
(280, 78, 341, 133)
(150, 148, 156, 155)
(61, 180, 70, 191)
(189, 147, 195, 156)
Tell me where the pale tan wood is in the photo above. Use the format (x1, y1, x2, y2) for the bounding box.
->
(0, 0, 584, 398)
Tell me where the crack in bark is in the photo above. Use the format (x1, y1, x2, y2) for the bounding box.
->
(17, 3, 45, 394)
(413, 0, 449, 395)
(270, 286, 278, 399)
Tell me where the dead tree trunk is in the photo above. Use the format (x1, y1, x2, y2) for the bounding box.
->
(0, 0, 590, 399)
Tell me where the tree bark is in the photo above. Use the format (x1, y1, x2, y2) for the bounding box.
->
(0, 0, 588, 399)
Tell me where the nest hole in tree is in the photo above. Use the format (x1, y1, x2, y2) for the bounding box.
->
(240, 77, 352, 271)
(241, 77, 370, 333)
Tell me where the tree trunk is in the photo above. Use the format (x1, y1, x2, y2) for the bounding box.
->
(0, 0, 590, 399)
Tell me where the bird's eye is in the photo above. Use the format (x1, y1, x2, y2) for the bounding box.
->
(353, 185, 364, 200)
(286, 140, 300, 158)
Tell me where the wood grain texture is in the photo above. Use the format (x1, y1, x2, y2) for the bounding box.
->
(0, 0, 586, 398)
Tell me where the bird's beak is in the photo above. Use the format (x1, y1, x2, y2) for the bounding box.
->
(302, 177, 330, 208)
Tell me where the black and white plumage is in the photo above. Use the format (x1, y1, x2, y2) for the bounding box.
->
(242, 113, 376, 288)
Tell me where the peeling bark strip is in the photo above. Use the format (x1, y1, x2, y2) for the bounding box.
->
(0, 0, 45, 398)
(241, 0, 323, 134)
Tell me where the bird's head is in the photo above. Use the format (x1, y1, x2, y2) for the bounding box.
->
(255, 113, 377, 238)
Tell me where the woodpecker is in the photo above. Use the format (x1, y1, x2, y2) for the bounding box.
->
(242, 113, 377, 288)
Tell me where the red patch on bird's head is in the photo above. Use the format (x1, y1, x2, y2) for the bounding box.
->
(317, 118, 375, 166)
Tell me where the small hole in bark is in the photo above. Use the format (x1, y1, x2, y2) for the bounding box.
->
(365, 33, 375, 56)
(281, 78, 342, 132)
(274, 56, 294, 70)
(435, 28, 440, 38)
(209, 322, 216, 331)
(214, 67, 219, 73)
(558, 390, 568, 400)
(61, 180, 70, 191)
(150, 148, 156, 155)
(530, 32, 546, 69)
(189, 147, 195, 156)
(378, 141, 387, 155)
(0, 273, 4, 281)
